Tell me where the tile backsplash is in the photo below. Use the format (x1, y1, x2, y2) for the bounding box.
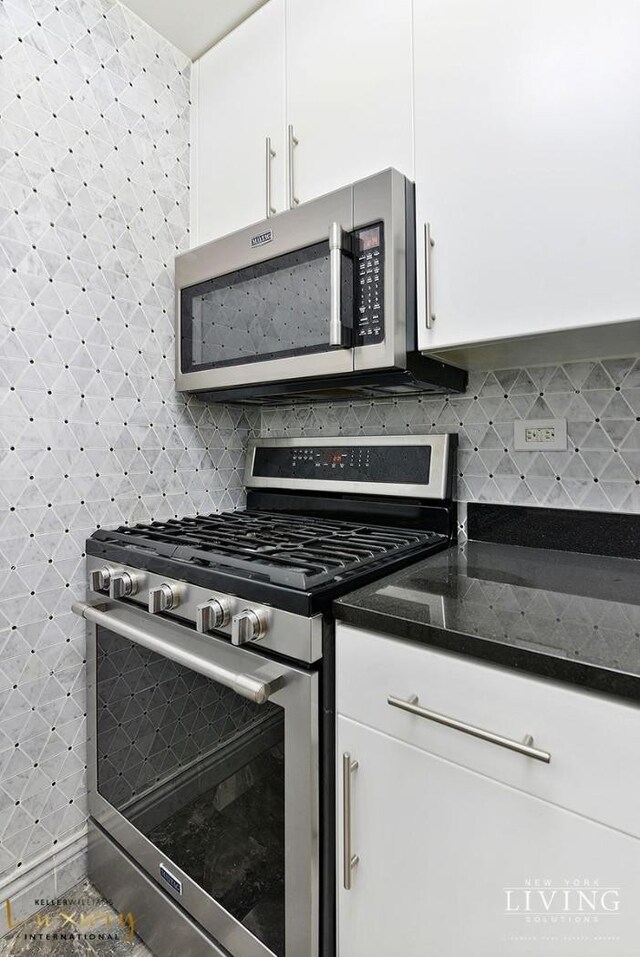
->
(260, 357, 640, 515)
(0, 0, 251, 911)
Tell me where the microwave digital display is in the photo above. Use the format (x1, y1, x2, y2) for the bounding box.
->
(358, 226, 381, 251)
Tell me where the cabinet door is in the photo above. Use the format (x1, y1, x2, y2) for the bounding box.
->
(285, 0, 413, 205)
(191, 0, 286, 246)
(414, 0, 640, 352)
(337, 716, 640, 957)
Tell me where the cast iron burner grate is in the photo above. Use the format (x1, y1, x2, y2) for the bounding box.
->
(100, 510, 444, 590)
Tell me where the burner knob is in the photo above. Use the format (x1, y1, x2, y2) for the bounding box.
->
(148, 583, 179, 614)
(196, 599, 231, 633)
(109, 572, 141, 600)
(231, 608, 269, 646)
(89, 567, 112, 593)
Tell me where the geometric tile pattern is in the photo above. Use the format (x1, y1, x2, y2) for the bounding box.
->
(261, 355, 640, 514)
(96, 629, 272, 809)
(0, 0, 253, 893)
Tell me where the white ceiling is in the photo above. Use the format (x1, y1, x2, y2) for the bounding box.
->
(120, 0, 268, 60)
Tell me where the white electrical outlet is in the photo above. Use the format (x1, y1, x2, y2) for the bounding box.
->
(514, 419, 567, 451)
(525, 426, 556, 443)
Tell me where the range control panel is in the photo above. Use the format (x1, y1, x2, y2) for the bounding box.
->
(253, 443, 432, 485)
(354, 223, 384, 345)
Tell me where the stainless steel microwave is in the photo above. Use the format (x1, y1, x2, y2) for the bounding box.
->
(175, 168, 466, 403)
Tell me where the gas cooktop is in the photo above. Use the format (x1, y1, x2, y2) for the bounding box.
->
(87, 435, 456, 617)
(89, 510, 445, 590)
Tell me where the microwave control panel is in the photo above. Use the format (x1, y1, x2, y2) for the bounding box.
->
(354, 223, 384, 345)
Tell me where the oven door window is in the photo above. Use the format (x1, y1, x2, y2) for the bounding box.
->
(180, 240, 353, 373)
(96, 627, 286, 956)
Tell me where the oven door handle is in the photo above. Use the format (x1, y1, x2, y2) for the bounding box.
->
(329, 222, 350, 348)
(72, 601, 283, 705)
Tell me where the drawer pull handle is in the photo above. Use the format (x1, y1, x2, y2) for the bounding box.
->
(342, 752, 359, 889)
(387, 694, 551, 764)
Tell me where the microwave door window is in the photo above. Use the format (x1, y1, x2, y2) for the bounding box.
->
(181, 241, 348, 374)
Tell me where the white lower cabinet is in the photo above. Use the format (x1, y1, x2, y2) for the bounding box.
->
(337, 625, 640, 838)
(337, 715, 640, 957)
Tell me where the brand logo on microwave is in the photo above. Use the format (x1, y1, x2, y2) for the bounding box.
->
(159, 863, 182, 896)
(250, 229, 273, 248)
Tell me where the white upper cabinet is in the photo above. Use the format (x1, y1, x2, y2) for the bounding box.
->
(191, 0, 413, 244)
(414, 0, 640, 357)
(191, 0, 286, 246)
(283, 0, 414, 205)
(190, 0, 640, 360)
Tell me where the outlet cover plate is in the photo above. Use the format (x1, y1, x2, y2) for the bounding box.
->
(514, 418, 567, 451)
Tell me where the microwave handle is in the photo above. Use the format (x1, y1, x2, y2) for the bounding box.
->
(329, 222, 349, 347)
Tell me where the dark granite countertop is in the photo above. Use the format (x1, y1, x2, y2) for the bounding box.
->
(334, 541, 640, 702)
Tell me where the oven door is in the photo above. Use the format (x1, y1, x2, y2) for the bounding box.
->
(176, 185, 355, 392)
(79, 599, 319, 957)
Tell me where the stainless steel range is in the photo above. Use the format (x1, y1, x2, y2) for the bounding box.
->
(74, 434, 457, 957)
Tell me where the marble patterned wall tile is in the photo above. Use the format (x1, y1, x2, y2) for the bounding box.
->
(260, 357, 640, 514)
(0, 0, 252, 896)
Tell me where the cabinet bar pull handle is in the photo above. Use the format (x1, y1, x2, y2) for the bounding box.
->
(288, 123, 299, 208)
(342, 752, 359, 889)
(387, 694, 551, 763)
(265, 136, 276, 218)
(424, 222, 435, 329)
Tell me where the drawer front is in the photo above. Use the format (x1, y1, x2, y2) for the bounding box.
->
(336, 623, 640, 837)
